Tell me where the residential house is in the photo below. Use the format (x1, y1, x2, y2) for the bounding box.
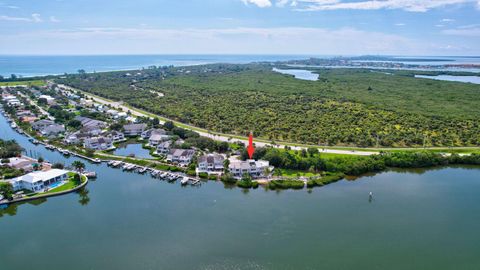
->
(75, 116, 107, 129)
(39, 124, 65, 137)
(20, 116, 38, 123)
(228, 159, 273, 179)
(147, 129, 170, 146)
(7, 169, 69, 192)
(123, 123, 147, 136)
(31, 119, 55, 131)
(197, 154, 225, 174)
(107, 130, 126, 143)
(106, 109, 119, 118)
(166, 149, 195, 165)
(156, 140, 172, 154)
(83, 136, 114, 150)
(38, 95, 55, 105)
(5, 156, 37, 172)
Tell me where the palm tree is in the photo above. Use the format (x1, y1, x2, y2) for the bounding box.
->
(223, 159, 230, 173)
(72, 160, 86, 173)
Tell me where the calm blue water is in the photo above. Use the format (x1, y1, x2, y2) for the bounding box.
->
(2, 55, 479, 78)
(113, 143, 153, 159)
(273, 68, 319, 81)
(0, 55, 312, 77)
(415, 74, 480, 84)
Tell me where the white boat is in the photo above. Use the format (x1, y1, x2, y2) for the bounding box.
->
(10, 122, 17, 128)
(181, 177, 189, 185)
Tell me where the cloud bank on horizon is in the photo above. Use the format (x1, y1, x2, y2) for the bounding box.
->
(243, 0, 480, 12)
(0, 0, 478, 55)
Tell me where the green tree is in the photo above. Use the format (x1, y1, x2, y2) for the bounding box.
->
(223, 159, 230, 173)
(0, 182, 14, 200)
(72, 161, 86, 172)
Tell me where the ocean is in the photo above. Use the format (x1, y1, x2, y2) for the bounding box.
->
(0, 55, 312, 78)
(1, 55, 479, 78)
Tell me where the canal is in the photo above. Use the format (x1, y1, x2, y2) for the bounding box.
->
(1, 112, 480, 270)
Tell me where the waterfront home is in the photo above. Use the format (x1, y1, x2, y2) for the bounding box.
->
(15, 110, 33, 117)
(147, 129, 170, 146)
(80, 126, 103, 136)
(64, 131, 90, 145)
(38, 95, 55, 105)
(31, 119, 55, 131)
(20, 116, 39, 123)
(123, 123, 147, 136)
(197, 154, 225, 174)
(166, 149, 195, 165)
(228, 159, 273, 179)
(75, 116, 107, 129)
(156, 140, 172, 154)
(2, 95, 22, 107)
(4, 96, 22, 107)
(39, 123, 65, 137)
(5, 156, 37, 172)
(83, 136, 114, 150)
(7, 169, 69, 192)
(107, 130, 126, 142)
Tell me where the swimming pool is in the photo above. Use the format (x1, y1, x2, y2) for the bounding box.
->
(49, 182, 63, 189)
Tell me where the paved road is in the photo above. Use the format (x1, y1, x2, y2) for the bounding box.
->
(54, 84, 390, 156)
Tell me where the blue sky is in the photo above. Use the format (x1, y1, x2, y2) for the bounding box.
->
(0, 0, 479, 55)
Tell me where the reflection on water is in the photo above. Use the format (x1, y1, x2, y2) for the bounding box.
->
(415, 74, 480, 84)
(0, 198, 47, 217)
(113, 143, 153, 159)
(273, 68, 319, 81)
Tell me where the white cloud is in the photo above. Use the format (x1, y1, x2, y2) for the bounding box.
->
(395, 23, 406, 26)
(31, 13, 42, 22)
(443, 24, 480, 36)
(249, 0, 479, 12)
(276, 0, 289, 7)
(241, 0, 272, 8)
(443, 28, 480, 36)
(0, 13, 43, 22)
(0, 26, 448, 55)
(441, 18, 455, 22)
(0, 15, 30, 21)
(49, 16, 60, 23)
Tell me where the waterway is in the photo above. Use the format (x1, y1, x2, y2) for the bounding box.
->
(113, 142, 153, 159)
(1, 112, 480, 270)
(415, 74, 480, 84)
(273, 68, 319, 81)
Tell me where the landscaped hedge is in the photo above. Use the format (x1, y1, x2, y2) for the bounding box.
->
(268, 180, 305, 190)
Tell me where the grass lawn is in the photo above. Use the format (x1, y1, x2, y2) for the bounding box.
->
(278, 168, 321, 178)
(0, 80, 46, 87)
(44, 173, 86, 194)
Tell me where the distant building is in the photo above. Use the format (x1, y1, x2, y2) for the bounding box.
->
(5, 156, 37, 172)
(39, 124, 65, 137)
(83, 136, 113, 150)
(31, 119, 55, 131)
(107, 130, 125, 142)
(197, 154, 225, 173)
(38, 95, 55, 105)
(7, 169, 69, 192)
(228, 159, 272, 179)
(75, 116, 107, 129)
(123, 123, 147, 136)
(166, 149, 195, 165)
(147, 129, 170, 146)
(156, 140, 172, 154)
